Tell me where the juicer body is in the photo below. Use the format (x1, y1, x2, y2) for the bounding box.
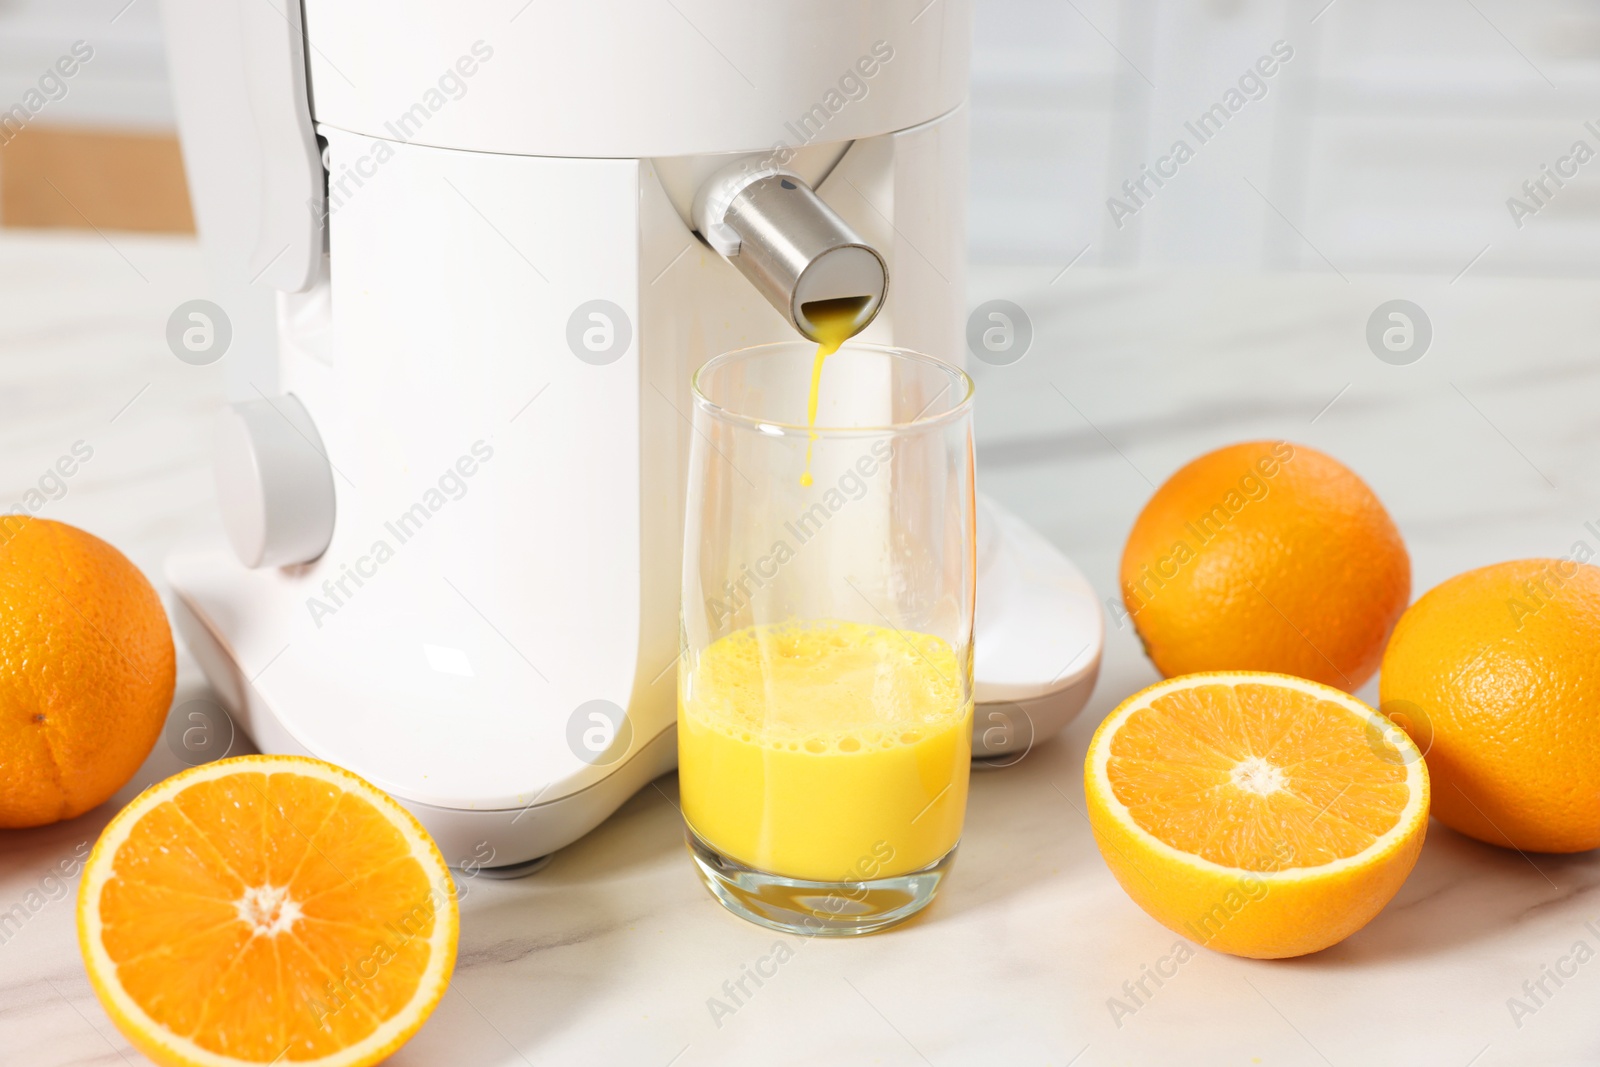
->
(161, 0, 1102, 870)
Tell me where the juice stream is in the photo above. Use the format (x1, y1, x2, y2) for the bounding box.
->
(798, 300, 868, 487)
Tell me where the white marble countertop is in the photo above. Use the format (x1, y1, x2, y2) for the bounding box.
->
(2, 231, 1598, 1066)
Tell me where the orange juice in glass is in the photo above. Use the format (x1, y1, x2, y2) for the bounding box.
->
(680, 341, 976, 936)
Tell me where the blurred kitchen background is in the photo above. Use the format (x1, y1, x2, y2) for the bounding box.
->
(2, 0, 1598, 274)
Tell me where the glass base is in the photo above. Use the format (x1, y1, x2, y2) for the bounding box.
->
(685, 828, 956, 937)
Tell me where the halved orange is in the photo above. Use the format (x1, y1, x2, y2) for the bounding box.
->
(1084, 672, 1428, 959)
(78, 755, 458, 1066)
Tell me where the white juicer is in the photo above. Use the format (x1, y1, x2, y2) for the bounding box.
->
(159, 0, 1103, 872)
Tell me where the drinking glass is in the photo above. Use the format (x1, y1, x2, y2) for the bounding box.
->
(679, 340, 976, 936)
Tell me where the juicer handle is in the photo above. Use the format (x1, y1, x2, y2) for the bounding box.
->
(693, 162, 887, 343)
(161, 0, 325, 293)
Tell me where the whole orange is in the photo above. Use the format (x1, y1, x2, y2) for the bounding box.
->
(1120, 441, 1409, 690)
(1380, 559, 1600, 853)
(0, 517, 175, 827)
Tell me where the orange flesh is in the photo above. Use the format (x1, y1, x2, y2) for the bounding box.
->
(97, 770, 441, 1061)
(1105, 682, 1411, 871)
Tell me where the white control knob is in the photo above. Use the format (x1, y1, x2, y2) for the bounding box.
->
(213, 395, 336, 568)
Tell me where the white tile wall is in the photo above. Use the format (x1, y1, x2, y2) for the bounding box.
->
(0, 0, 172, 130)
(972, 0, 1600, 274)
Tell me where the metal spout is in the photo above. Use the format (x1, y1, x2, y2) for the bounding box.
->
(694, 164, 887, 343)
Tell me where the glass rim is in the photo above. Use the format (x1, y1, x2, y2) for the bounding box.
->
(690, 341, 976, 437)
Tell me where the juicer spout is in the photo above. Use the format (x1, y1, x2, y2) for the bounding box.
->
(693, 161, 887, 344)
